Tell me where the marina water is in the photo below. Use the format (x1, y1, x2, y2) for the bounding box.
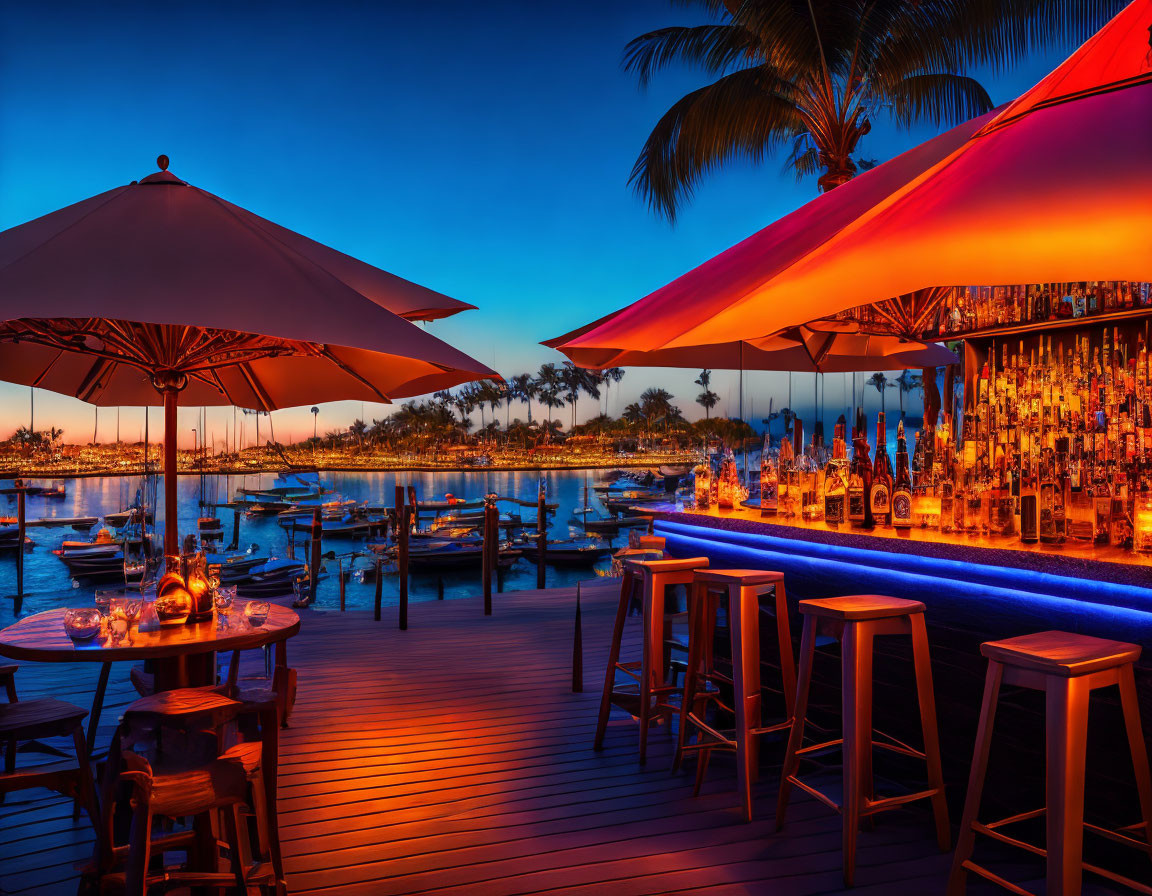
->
(1, 468, 652, 619)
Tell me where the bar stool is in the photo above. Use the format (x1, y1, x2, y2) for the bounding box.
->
(777, 595, 949, 886)
(947, 631, 1152, 896)
(595, 556, 709, 762)
(94, 687, 284, 894)
(675, 568, 796, 822)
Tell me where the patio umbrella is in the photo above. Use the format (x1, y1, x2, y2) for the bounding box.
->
(554, 104, 999, 364)
(579, 0, 1152, 352)
(545, 316, 956, 373)
(0, 157, 497, 554)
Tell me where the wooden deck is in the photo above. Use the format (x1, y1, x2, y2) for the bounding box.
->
(0, 581, 1129, 895)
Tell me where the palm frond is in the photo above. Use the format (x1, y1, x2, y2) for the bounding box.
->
(888, 72, 993, 128)
(622, 24, 758, 87)
(629, 65, 805, 221)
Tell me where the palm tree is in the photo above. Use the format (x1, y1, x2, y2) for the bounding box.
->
(868, 372, 894, 413)
(625, 0, 1116, 219)
(348, 418, 368, 453)
(600, 367, 626, 416)
(310, 406, 319, 439)
(509, 373, 537, 424)
(892, 369, 923, 420)
(535, 364, 566, 427)
(561, 363, 602, 431)
(640, 387, 677, 436)
(694, 369, 720, 419)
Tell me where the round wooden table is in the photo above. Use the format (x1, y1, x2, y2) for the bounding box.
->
(0, 604, 300, 750)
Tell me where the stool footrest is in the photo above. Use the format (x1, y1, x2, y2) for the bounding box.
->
(959, 860, 1036, 896)
(862, 788, 943, 816)
(784, 774, 843, 814)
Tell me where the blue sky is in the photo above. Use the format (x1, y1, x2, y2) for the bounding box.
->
(0, 0, 1078, 446)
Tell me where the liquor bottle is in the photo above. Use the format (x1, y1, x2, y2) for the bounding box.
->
(759, 432, 777, 516)
(778, 433, 796, 518)
(848, 409, 872, 528)
(824, 416, 848, 525)
(1019, 456, 1039, 544)
(1039, 450, 1057, 544)
(892, 419, 913, 529)
(870, 412, 893, 526)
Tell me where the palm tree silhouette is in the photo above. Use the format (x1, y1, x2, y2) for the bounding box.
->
(624, 0, 1109, 219)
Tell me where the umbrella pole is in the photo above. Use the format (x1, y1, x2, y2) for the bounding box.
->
(163, 388, 179, 559)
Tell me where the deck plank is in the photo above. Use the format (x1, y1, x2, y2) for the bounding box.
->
(0, 580, 1124, 895)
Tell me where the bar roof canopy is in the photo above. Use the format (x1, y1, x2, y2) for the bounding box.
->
(557, 0, 1152, 361)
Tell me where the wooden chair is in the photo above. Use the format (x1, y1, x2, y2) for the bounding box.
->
(94, 688, 284, 895)
(777, 595, 949, 887)
(947, 631, 1152, 896)
(595, 556, 709, 762)
(674, 569, 796, 822)
(0, 678, 102, 850)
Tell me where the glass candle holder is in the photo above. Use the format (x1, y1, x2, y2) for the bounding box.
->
(63, 607, 102, 641)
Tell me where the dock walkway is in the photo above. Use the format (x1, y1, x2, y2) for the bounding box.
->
(0, 581, 1113, 895)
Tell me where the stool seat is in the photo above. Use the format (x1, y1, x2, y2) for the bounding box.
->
(0, 698, 87, 740)
(694, 569, 785, 586)
(126, 687, 240, 719)
(980, 631, 1141, 677)
(800, 594, 925, 621)
(623, 556, 710, 574)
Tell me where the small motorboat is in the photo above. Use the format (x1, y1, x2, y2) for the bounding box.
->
(39, 482, 68, 500)
(198, 517, 224, 544)
(0, 518, 32, 551)
(604, 490, 670, 515)
(517, 538, 614, 567)
(402, 540, 522, 571)
(105, 507, 154, 528)
(236, 557, 312, 598)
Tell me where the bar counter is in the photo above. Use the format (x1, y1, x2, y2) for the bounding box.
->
(649, 502, 1152, 829)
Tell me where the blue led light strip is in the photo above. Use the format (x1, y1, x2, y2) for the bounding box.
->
(655, 519, 1152, 628)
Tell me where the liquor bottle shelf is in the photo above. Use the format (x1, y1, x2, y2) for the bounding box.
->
(943, 305, 1152, 342)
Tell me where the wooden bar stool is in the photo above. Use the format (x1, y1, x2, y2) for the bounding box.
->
(595, 556, 709, 763)
(777, 595, 949, 886)
(675, 568, 796, 822)
(94, 687, 284, 894)
(947, 631, 1152, 896)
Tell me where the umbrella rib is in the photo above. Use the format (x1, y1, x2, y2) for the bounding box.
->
(316, 347, 391, 403)
(30, 349, 65, 387)
(238, 363, 275, 413)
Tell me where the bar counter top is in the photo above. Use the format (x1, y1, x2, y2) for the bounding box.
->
(650, 503, 1152, 591)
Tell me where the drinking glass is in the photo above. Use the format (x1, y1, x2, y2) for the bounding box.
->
(63, 607, 102, 641)
(215, 586, 236, 627)
(243, 601, 270, 627)
(94, 589, 118, 617)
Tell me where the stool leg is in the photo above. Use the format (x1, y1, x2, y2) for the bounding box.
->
(947, 660, 1004, 896)
(910, 614, 950, 851)
(1117, 665, 1152, 860)
(1046, 675, 1090, 896)
(841, 621, 873, 888)
(674, 583, 705, 773)
(774, 582, 796, 722)
(595, 572, 632, 751)
(731, 582, 762, 822)
(637, 574, 659, 765)
(776, 615, 816, 831)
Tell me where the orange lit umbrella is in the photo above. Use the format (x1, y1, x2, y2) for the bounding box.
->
(545, 316, 956, 372)
(0, 157, 497, 553)
(556, 106, 998, 364)
(571, 0, 1152, 354)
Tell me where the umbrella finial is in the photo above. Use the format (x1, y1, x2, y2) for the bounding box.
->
(157, 154, 169, 171)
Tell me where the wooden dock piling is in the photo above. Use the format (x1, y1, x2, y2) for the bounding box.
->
(398, 504, 410, 630)
(536, 489, 546, 589)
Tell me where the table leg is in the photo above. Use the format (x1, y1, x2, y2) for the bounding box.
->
(85, 662, 111, 757)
